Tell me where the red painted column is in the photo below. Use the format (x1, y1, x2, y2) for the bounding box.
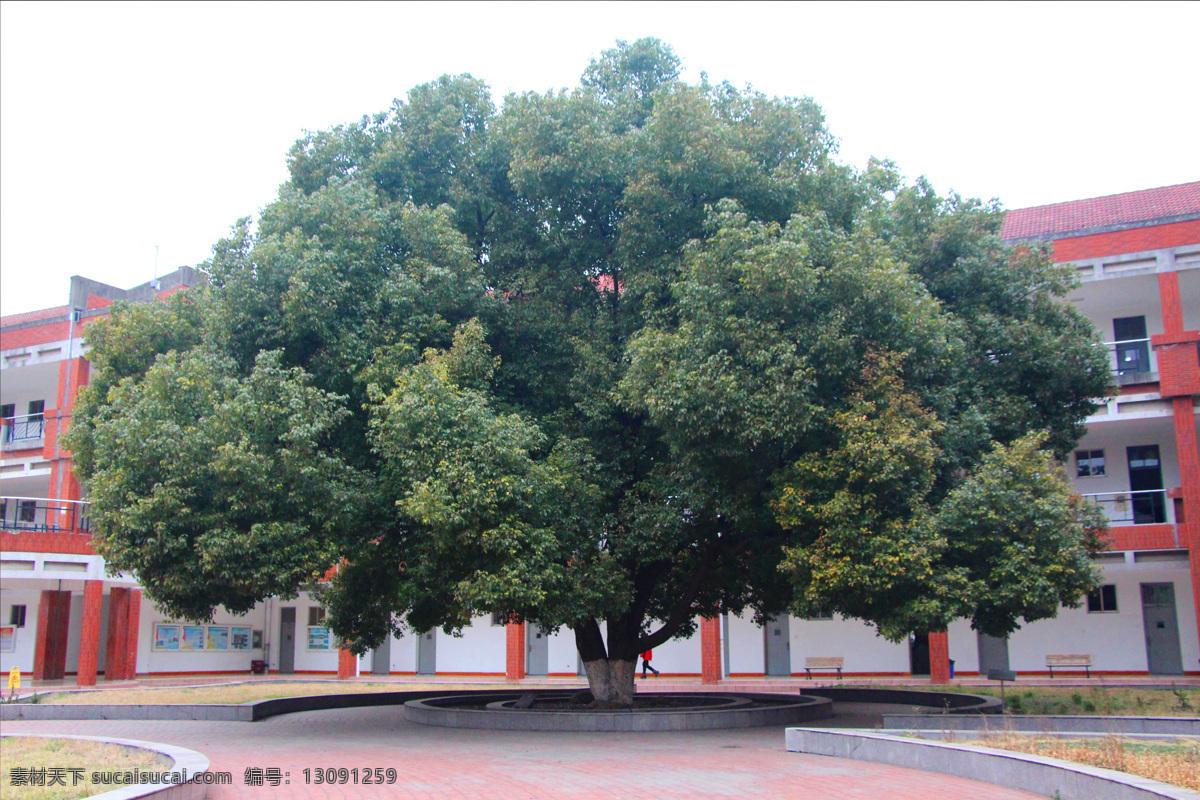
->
(928, 631, 951, 684)
(34, 591, 72, 681)
(337, 648, 356, 679)
(124, 589, 141, 679)
(32, 590, 55, 681)
(700, 616, 722, 685)
(105, 588, 129, 680)
(506, 621, 526, 681)
(76, 581, 104, 686)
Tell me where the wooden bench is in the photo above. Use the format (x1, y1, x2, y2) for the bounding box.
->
(804, 657, 844, 679)
(1045, 654, 1092, 678)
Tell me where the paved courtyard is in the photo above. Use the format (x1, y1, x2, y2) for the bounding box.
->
(5, 703, 1048, 799)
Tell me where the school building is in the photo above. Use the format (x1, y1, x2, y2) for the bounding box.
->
(2, 182, 1198, 683)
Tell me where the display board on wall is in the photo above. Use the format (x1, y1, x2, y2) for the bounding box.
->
(154, 623, 257, 651)
(0, 627, 14, 652)
(307, 626, 332, 650)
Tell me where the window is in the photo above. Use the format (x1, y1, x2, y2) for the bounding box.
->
(806, 610, 834, 620)
(307, 607, 326, 626)
(27, 399, 44, 422)
(1087, 584, 1118, 613)
(491, 612, 506, 626)
(1075, 450, 1105, 477)
(18, 500, 37, 524)
(9, 605, 26, 627)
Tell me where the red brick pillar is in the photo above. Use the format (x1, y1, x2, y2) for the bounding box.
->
(1156, 272, 1200, 654)
(700, 616, 722, 685)
(928, 630, 951, 684)
(33, 590, 71, 681)
(76, 581, 104, 686)
(337, 648, 356, 679)
(506, 621, 526, 681)
(124, 590, 141, 679)
(105, 588, 129, 680)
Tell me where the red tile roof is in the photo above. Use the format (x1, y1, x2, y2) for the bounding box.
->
(1001, 181, 1200, 240)
(0, 305, 70, 328)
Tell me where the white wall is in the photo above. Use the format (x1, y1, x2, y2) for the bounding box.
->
(0, 588, 40, 674)
(1008, 560, 1198, 674)
(142, 599, 270, 675)
(791, 616, 910, 675)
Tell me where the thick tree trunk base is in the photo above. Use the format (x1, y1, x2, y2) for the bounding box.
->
(582, 658, 637, 707)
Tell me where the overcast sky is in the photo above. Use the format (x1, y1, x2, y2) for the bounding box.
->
(2, 0, 1197, 316)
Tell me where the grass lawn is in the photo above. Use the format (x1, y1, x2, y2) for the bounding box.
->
(37, 680, 514, 706)
(974, 731, 1200, 791)
(0, 736, 172, 800)
(940, 684, 1200, 716)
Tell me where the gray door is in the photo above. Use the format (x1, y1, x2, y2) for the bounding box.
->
(278, 607, 295, 675)
(527, 623, 549, 676)
(1142, 583, 1183, 675)
(371, 635, 391, 675)
(417, 630, 436, 675)
(977, 632, 1010, 674)
(764, 615, 791, 676)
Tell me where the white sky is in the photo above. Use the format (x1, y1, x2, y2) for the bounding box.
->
(2, 0, 1197, 316)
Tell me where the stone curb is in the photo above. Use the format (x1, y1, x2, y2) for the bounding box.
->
(785, 728, 1200, 800)
(2, 733, 210, 800)
(403, 691, 834, 731)
(881, 714, 1200, 735)
(802, 686, 1004, 713)
(0, 690, 451, 722)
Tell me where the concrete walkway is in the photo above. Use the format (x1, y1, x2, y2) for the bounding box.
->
(4, 705, 1048, 799)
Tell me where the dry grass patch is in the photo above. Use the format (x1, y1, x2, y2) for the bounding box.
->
(0, 736, 172, 800)
(976, 731, 1200, 792)
(41, 680, 514, 705)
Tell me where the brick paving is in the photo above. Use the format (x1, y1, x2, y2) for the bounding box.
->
(4, 704, 1049, 799)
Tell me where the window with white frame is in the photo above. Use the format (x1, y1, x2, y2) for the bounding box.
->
(1075, 449, 1105, 477)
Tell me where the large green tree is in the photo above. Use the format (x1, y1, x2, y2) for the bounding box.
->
(68, 39, 1111, 705)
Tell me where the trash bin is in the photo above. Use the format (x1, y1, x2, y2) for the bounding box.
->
(250, 660, 267, 675)
(949, 659, 955, 679)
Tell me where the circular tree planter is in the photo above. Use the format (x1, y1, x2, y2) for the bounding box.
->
(403, 691, 834, 732)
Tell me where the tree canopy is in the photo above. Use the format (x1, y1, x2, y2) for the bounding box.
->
(67, 38, 1111, 704)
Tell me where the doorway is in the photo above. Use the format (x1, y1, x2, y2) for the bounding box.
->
(977, 632, 1010, 675)
(1127, 445, 1166, 524)
(371, 635, 391, 675)
(764, 616, 791, 676)
(909, 633, 930, 675)
(417, 629, 436, 675)
(527, 623, 549, 676)
(278, 607, 295, 675)
(1141, 583, 1183, 675)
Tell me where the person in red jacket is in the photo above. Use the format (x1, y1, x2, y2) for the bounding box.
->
(640, 649, 659, 678)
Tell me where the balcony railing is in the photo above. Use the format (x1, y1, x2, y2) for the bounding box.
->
(1, 413, 45, 444)
(1081, 490, 1169, 526)
(0, 496, 91, 534)
(1099, 338, 1154, 377)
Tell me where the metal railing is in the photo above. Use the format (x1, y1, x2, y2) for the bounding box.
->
(0, 496, 91, 534)
(1, 413, 45, 443)
(1080, 489, 1169, 525)
(1099, 338, 1154, 377)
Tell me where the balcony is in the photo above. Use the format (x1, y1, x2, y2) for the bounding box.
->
(1100, 338, 1158, 386)
(0, 496, 91, 534)
(1081, 490, 1170, 526)
(1, 413, 46, 450)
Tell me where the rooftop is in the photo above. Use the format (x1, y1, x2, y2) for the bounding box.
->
(1001, 181, 1200, 241)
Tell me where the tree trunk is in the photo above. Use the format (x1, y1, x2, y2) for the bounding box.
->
(582, 658, 637, 706)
